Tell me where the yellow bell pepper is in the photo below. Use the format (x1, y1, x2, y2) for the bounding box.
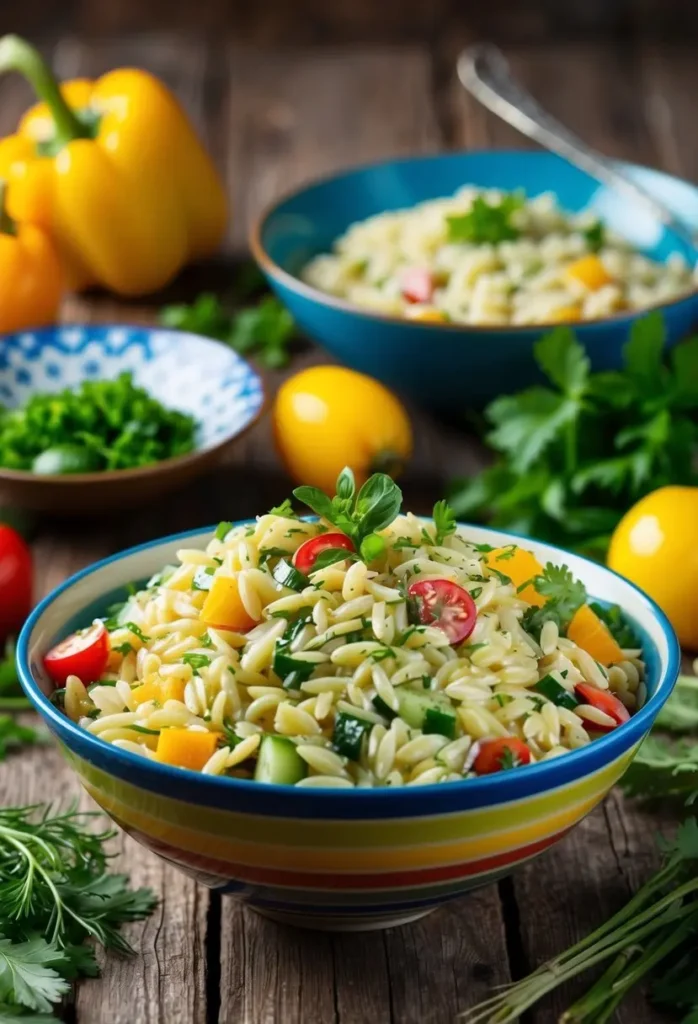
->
(484, 546, 545, 607)
(0, 35, 227, 296)
(155, 728, 220, 771)
(0, 181, 62, 333)
(567, 604, 624, 666)
(565, 255, 613, 291)
(202, 576, 258, 632)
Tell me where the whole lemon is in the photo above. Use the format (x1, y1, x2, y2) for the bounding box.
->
(273, 365, 412, 493)
(607, 486, 698, 649)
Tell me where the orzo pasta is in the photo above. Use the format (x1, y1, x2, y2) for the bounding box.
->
(302, 187, 697, 326)
(46, 470, 644, 787)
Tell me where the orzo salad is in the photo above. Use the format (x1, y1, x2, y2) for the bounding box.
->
(302, 187, 697, 326)
(46, 470, 645, 788)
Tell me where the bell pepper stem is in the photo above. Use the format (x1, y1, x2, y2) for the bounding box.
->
(0, 181, 16, 236)
(0, 35, 88, 147)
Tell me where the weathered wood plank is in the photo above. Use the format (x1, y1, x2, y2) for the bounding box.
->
(445, 40, 658, 164)
(638, 44, 698, 182)
(223, 45, 441, 252)
(219, 904, 337, 1023)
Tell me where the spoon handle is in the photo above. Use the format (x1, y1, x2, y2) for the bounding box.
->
(457, 43, 698, 252)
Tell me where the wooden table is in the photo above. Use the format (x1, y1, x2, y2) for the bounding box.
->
(0, 34, 689, 1024)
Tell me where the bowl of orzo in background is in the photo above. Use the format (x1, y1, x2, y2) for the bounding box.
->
(17, 516, 680, 932)
(251, 150, 698, 409)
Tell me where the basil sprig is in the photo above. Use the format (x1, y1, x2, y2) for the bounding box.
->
(293, 467, 402, 565)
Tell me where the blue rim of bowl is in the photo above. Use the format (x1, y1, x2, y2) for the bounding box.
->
(249, 148, 698, 334)
(16, 520, 681, 804)
(0, 325, 267, 486)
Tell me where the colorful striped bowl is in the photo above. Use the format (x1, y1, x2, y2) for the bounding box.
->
(17, 524, 680, 931)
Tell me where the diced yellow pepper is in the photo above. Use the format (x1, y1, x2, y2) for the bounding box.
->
(565, 255, 613, 291)
(567, 604, 624, 666)
(545, 305, 582, 323)
(405, 307, 448, 323)
(131, 680, 160, 706)
(155, 728, 220, 771)
(484, 546, 546, 607)
(201, 575, 258, 631)
(161, 677, 186, 704)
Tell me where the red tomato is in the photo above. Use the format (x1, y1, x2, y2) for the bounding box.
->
(474, 737, 532, 775)
(0, 525, 32, 641)
(575, 683, 630, 731)
(401, 267, 435, 304)
(44, 621, 110, 686)
(293, 533, 355, 574)
(407, 578, 477, 644)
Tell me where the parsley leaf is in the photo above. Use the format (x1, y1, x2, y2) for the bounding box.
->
(432, 500, 457, 545)
(215, 521, 233, 542)
(0, 936, 68, 1013)
(268, 498, 297, 518)
(446, 192, 524, 244)
(182, 653, 212, 674)
(521, 563, 587, 641)
(582, 219, 605, 252)
(161, 293, 297, 369)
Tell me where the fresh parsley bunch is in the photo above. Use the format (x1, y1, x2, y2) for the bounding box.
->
(0, 804, 156, 1020)
(450, 312, 698, 556)
(293, 467, 402, 567)
(161, 289, 297, 369)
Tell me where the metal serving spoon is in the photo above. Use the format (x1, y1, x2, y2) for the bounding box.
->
(457, 43, 698, 254)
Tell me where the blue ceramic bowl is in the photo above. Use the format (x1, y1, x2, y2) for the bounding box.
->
(17, 521, 679, 932)
(251, 150, 698, 408)
(0, 324, 265, 513)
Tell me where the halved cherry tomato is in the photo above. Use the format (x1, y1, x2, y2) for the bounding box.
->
(401, 267, 435, 304)
(474, 737, 532, 775)
(293, 533, 355, 574)
(407, 578, 477, 645)
(574, 683, 630, 731)
(44, 621, 110, 686)
(0, 525, 32, 642)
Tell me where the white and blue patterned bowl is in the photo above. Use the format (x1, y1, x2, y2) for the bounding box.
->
(0, 325, 265, 513)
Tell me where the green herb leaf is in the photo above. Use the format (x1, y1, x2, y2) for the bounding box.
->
(432, 499, 457, 545)
(582, 219, 605, 252)
(534, 327, 590, 397)
(310, 548, 357, 572)
(292, 485, 334, 522)
(0, 936, 69, 1012)
(446, 192, 524, 244)
(623, 310, 668, 397)
(215, 521, 233, 542)
(268, 499, 297, 518)
(182, 653, 212, 674)
(359, 533, 385, 563)
(161, 293, 297, 369)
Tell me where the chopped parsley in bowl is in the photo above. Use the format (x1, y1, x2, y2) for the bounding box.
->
(0, 372, 197, 475)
